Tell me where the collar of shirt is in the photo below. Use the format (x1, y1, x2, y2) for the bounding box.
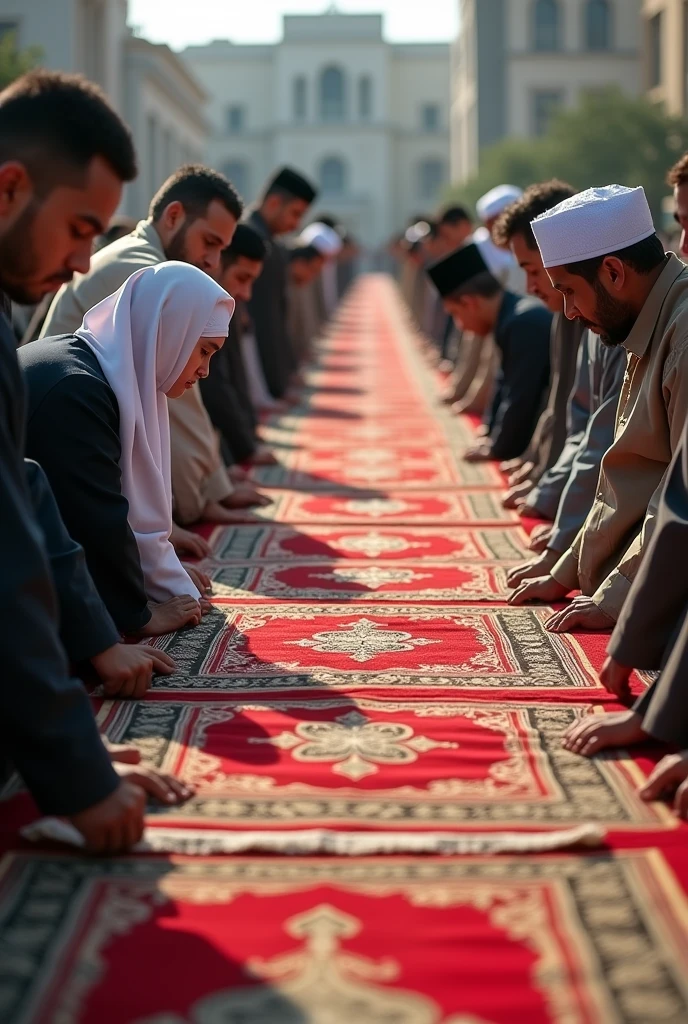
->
(623, 253, 686, 359)
(133, 220, 167, 261)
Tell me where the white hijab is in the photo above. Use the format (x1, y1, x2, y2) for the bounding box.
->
(76, 261, 235, 602)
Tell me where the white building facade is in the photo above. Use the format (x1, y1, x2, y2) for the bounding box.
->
(0, 0, 209, 218)
(452, 0, 642, 182)
(183, 12, 450, 247)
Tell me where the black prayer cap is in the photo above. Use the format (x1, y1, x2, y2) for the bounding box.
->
(426, 241, 489, 297)
(267, 166, 318, 204)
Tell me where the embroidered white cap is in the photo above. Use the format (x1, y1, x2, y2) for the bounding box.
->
(476, 184, 523, 223)
(531, 184, 656, 269)
(299, 222, 343, 256)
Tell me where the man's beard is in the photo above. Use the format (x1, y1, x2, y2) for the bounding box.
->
(165, 223, 205, 271)
(0, 201, 70, 305)
(579, 279, 637, 348)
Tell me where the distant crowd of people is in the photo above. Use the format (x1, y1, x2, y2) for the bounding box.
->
(394, 165, 688, 821)
(0, 69, 357, 851)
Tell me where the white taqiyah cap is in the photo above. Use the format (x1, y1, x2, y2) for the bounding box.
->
(299, 222, 343, 256)
(531, 184, 656, 269)
(476, 184, 523, 223)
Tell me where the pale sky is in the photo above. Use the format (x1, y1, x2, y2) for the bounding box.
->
(128, 0, 459, 50)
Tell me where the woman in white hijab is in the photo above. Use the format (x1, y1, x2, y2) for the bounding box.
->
(20, 261, 235, 638)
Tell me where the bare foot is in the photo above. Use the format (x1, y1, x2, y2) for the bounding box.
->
(562, 710, 646, 758)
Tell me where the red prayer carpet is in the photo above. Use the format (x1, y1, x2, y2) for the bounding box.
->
(1, 275, 688, 1022)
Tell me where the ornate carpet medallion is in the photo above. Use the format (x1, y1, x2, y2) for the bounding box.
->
(85, 698, 673, 829)
(2, 852, 687, 1024)
(206, 525, 529, 564)
(148, 604, 601, 692)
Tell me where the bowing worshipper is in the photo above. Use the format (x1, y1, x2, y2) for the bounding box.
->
(245, 166, 318, 399)
(492, 181, 584, 510)
(426, 240, 552, 462)
(336, 231, 360, 296)
(201, 224, 277, 468)
(560, 431, 688, 805)
(240, 243, 325, 413)
(20, 263, 235, 638)
(667, 151, 688, 260)
(506, 329, 625, 586)
(26, 457, 178, 698)
(0, 68, 178, 853)
(307, 215, 343, 319)
(510, 184, 688, 634)
(290, 221, 343, 362)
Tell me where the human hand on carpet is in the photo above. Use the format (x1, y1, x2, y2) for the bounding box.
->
(91, 644, 176, 699)
(545, 596, 615, 634)
(68, 780, 146, 854)
(250, 444, 279, 466)
(463, 441, 493, 463)
(561, 710, 646, 757)
(113, 763, 194, 806)
(599, 655, 633, 701)
(183, 563, 212, 595)
(507, 548, 559, 588)
(508, 574, 568, 606)
(529, 524, 553, 552)
(514, 501, 543, 519)
(222, 483, 272, 509)
(137, 596, 203, 636)
(502, 481, 533, 509)
(169, 524, 211, 559)
(508, 461, 534, 486)
(640, 752, 688, 819)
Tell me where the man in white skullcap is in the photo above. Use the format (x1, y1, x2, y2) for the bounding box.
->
(510, 184, 688, 639)
(473, 184, 525, 293)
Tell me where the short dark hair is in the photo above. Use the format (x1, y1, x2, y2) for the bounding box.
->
(564, 234, 666, 283)
(149, 164, 243, 222)
(439, 205, 472, 226)
(492, 179, 575, 250)
(668, 153, 688, 188)
(289, 244, 322, 263)
(0, 70, 136, 192)
(220, 223, 267, 267)
(449, 271, 502, 300)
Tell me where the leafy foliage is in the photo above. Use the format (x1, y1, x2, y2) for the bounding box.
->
(0, 31, 42, 92)
(446, 88, 688, 220)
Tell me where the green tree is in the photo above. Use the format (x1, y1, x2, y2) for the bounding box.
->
(0, 31, 42, 91)
(446, 88, 688, 221)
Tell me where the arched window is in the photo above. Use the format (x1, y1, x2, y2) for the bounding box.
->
(222, 160, 249, 200)
(585, 0, 612, 51)
(418, 158, 445, 201)
(358, 75, 372, 120)
(319, 66, 346, 121)
(319, 156, 347, 195)
(294, 75, 307, 121)
(533, 0, 561, 51)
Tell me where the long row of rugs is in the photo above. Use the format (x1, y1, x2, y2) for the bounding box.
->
(1, 276, 688, 1022)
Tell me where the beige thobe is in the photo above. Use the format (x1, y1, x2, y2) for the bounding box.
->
(168, 386, 233, 525)
(552, 254, 688, 618)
